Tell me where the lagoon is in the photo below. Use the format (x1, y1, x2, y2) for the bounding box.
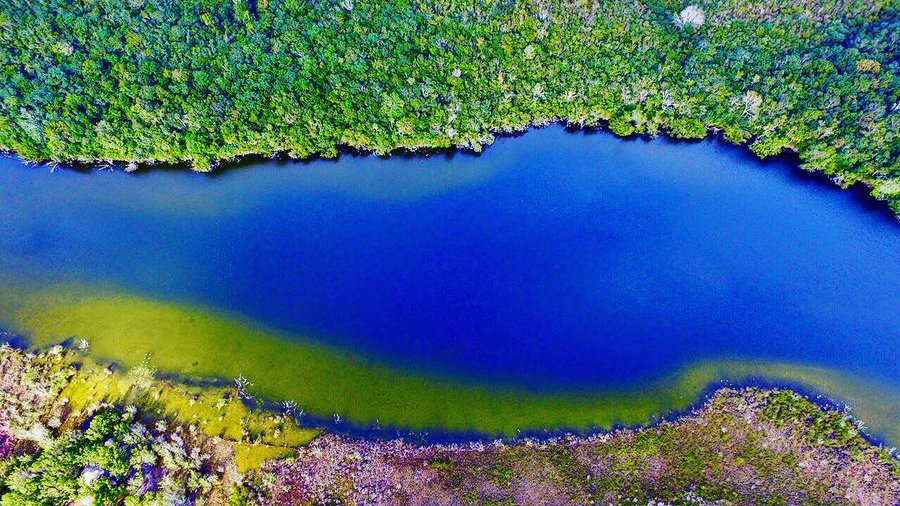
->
(0, 126, 898, 438)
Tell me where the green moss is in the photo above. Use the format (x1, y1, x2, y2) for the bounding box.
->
(481, 499, 515, 506)
(228, 485, 254, 506)
(232, 443, 294, 474)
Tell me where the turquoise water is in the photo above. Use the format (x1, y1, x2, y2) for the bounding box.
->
(1, 125, 899, 391)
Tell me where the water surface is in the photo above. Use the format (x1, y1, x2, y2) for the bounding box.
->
(1, 126, 898, 435)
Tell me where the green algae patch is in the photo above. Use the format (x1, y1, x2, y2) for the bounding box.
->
(232, 443, 296, 474)
(5, 284, 899, 441)
(5, 286, 708, 434)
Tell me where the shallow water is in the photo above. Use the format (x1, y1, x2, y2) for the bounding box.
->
(1, 126, 899, 435)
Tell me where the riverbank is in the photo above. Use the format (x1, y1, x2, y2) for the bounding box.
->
(3, 282, 900, 444)
(1, 0, 897, 213)
(0, 343, 896, 505)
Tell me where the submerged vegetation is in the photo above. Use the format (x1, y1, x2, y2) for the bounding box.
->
(0, 344, 897, 505)
(0, 0, 897, 210)
(4, 283, 900, 442)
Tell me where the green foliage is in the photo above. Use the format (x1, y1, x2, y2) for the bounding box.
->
(228, 484, 254, 506)
(0, 408, 216, 505)
(0, 0, 896, 210)
(761, 389, 867, 450)
(0, 409, 144, 505)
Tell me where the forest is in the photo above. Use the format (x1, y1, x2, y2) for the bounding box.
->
(0, 0, 897, 211)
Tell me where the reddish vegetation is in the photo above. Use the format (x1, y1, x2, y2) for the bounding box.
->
(258, 389, 899, 505)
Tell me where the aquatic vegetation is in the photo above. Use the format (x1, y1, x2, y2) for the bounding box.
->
(0, 0, 897, 212)
(4, 283, 899, 444)
(5, 285, 720, 433)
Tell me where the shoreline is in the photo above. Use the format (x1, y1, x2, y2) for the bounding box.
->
(0, 342, 896, 504)
(3, 121, 899, 218)
(3, 280, 899, 444)
(2, 322, 898, 449)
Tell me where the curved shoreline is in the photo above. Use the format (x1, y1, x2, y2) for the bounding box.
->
(0, 340, 896, 504)
(4, 121, 899, 218)
(2, 282, 898, 445)
(2, 326, 889, 449)
(228, 373, 897, 450)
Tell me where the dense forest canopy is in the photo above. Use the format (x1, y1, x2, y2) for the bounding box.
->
(0, 0, 897, 211)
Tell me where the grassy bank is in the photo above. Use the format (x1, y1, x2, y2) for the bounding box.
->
(0, 0, 897, 212)
(2, 282, 898, 443)
(0, 345, 896, 505)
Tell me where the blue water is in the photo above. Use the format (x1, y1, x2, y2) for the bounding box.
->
(1, 125, 899, 388)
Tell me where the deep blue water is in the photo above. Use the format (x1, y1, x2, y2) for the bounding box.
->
(1, 125, 899, 388)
